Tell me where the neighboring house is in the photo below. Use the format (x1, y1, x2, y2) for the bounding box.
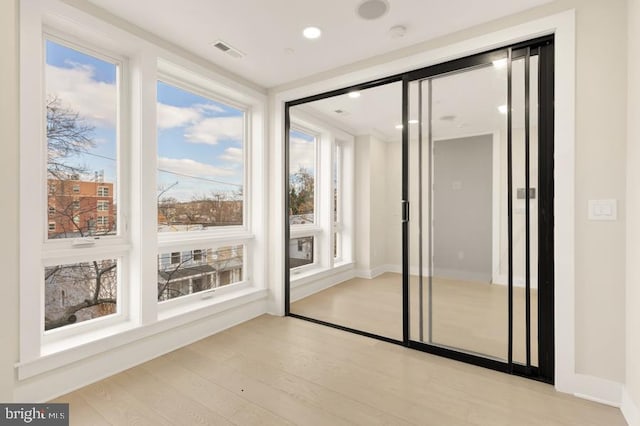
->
(157, 246, 244, 301)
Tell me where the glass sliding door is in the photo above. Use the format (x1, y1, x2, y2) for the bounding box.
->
(408, 58, 509, 361)
(405, 39, 553, 378)
(285, 36, 554, 383)
(286, 80, 404, 342)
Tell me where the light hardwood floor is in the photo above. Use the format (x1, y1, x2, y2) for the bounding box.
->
(292, 272, 537, 364)
(51, 315, 625, 426)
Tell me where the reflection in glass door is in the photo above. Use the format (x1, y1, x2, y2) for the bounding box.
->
(406, 40, 553, 378)
(285, 37, 554, 382)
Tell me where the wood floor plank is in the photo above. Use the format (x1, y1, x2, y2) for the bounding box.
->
(156, 347, 355, 426)
(50, 393, 111, 426)
(110, 367, 234, 425)
(50, 315, 626, 426)
(138, 354, 293, 426)
(78, 378, 173, 426)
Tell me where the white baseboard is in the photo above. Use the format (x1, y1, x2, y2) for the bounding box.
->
(493, 274, 539, 289)
(355, 265, 387, 279)
(13, 298, 268, 403)
(291, 267, 356, 302)
(572, 374, 623, 407)
(622, 387, 640, 426)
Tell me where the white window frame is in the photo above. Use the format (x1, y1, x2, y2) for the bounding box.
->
(289, 111, 355, 284)
(97, 200, 109, 211)
(19, 0, 267, 377)
(157, 241, 249, 310)
(20, 28, 131, 352)
(154, 66, 259, 315)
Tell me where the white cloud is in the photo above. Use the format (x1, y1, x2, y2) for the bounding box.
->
(219, 147, 243, 164)
(184, 116, 243, 145)
(46, 64, 117, 128)
(195, 103, 226, 114)
(289, 137, 315, 172)
(158, 157, 235, 178)
(157, 103, 201, 129)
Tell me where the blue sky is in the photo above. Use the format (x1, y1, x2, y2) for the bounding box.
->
(46, 40, 244, 203)
(289, 129, 315, 175)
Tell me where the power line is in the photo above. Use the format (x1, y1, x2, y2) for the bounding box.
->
(52, 146, 242, 188)
(158, 169, 242, 188)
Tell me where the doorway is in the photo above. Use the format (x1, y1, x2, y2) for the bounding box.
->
(285, 36, 554, 382)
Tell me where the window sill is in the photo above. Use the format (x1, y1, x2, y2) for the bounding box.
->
(17, 286, 267, 380)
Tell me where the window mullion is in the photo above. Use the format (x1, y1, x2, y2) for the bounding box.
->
(130, 51, 158, 325)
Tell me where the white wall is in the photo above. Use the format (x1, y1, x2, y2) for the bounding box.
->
(353, 134, 389, 275)
(0, 0, 19, 402)
(571, 0, 627, 384)
(626, 0, 640, 423)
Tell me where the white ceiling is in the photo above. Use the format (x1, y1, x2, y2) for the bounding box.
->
(88, 0, 551, 88)
(297, 56, 538, 142)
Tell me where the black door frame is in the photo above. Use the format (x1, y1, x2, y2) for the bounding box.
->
(284, 35, 555, 384)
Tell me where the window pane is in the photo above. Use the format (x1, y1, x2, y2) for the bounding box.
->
(289, 130, 315, 225)
(45, 40, 118, 239)
(45, 259, 118, 331)
(157, 81, 244, 232)
(289, 236, 314, 269)
(158, 245, 244, 301)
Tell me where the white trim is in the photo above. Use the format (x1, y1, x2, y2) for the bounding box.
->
(355, 265, 388, 280)
(493, 274, 538, 289)
(622, 387, 640, 426)
(290, 265, 356, 303)
(572, 374, 623, 407)
(17, 287, 267, 380)
(14, 293, 268, 402)
(272, 9, 578, 396)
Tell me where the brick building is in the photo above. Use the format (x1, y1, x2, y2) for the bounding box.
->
(47, 177, 115, 238)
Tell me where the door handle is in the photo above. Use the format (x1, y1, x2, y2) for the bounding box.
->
(402, 200, 409, 222)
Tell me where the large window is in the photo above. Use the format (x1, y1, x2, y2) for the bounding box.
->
(157, 81, 245, 232)
(45, 39, 119, 240)
(289, 129, 316, 225)
(42, 37, 123, 331)
(21, 5, 265, 378)
(288, 117, 354, 274)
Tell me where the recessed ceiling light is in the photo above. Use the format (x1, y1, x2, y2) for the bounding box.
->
(498, 105, 508, 114)
(303, 27, 322, 39)
(395, 124, 403, 130)
(357, 0, 390, 20)
(348, 91, 361, 99)
(492, 58, 508, 69)
(408, 119, 419, 124)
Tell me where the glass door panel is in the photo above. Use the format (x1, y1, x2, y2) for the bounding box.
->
(410, 60, 509, 360)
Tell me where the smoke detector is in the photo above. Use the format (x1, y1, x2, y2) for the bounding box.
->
(388, 25, 406, 39)
(210, 40, 245, 59)
(356, 0, 390, 20)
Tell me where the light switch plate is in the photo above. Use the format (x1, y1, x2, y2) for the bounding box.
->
(588, 199, 617, 221)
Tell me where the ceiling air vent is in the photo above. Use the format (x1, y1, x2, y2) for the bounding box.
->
(211, 40, 245, 59)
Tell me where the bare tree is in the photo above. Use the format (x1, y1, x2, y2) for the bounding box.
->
(289, 167, 314, 217)
(45, 260, 117, 330)
(44, 96, 118, 329)
(46, 95, 95, 179)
